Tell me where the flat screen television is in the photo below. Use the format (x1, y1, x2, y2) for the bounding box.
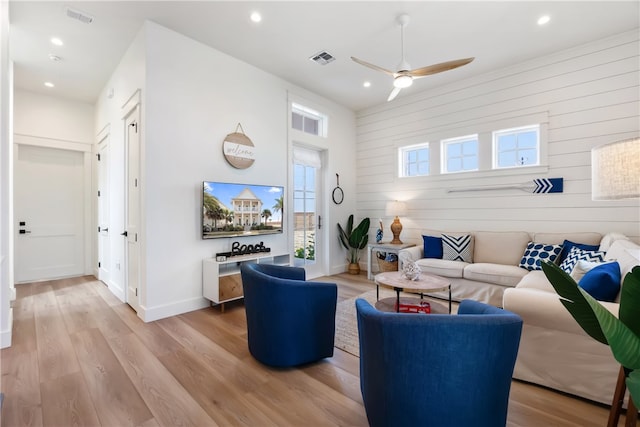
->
(202, 181, 284, 239)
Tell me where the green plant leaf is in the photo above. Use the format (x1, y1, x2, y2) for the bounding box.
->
(626, 370, 640, 406)
(541, 262, 607, 344)
(337, 222, 350, 250)
(581, 287, 640, 370)
(620, 266, 640, 337)
(337, 215, 370, 264)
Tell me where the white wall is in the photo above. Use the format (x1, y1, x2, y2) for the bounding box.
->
(1, 0, 14, 348)
(14, 90, 94, 143)
(97, 21, 356, 321)
(356, 29, 640, 245)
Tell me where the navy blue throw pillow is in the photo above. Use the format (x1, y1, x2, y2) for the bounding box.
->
(422, 235, 443, 259)
(579, 261, 621, 302)
(558, 239, 600, 264)
(519, 242, 562, 271)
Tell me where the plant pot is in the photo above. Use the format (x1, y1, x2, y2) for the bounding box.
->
(348, 263, 360, 275)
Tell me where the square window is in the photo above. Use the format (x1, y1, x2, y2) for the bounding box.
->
(494, 125, 540, 169)
(399, 143, 430, 177)
(442, 135, 478, 174)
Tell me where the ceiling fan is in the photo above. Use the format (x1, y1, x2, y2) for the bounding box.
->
(351, 14, 475, 102)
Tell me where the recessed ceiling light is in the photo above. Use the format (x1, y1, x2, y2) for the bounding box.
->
(363, 81, 371, 88)
(250, 12, 262, 23)
(50, 37, 63, 46)
(537, 15, 550, 26)
(44, 82, 55, 88)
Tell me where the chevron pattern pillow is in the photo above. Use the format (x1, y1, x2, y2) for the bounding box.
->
(519, 242, 562, 271)
(441, 234, 473, 262)
(559, 246, 606, 273)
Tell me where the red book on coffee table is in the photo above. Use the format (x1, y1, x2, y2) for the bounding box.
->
(394, 300, 431, 314)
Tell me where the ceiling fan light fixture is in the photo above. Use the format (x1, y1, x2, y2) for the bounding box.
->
(393, 74, 413, 88)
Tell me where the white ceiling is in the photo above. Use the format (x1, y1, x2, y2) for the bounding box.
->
(9, 1, 640, 112)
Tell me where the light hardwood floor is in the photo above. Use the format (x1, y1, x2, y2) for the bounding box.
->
(0, 273, 633, 426)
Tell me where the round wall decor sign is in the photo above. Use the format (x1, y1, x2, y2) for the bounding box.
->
(222, 123, 255, 169)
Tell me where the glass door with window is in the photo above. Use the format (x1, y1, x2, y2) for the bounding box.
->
(292, 147, 323, 278)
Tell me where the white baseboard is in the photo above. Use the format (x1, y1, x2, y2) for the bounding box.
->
(140, 297, 210, 322)
(107, 280, 126, 302)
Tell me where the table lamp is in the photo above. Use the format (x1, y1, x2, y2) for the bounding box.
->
(592, 138, 640, 200)
(385, 200, 407, 244)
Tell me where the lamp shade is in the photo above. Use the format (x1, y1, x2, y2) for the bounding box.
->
(385, 201, 407, 217)
(591, 138, 640, 200)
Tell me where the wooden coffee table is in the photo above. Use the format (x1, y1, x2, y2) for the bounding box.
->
(374, 271, 452, 313)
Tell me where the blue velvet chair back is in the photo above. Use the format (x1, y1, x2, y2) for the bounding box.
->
(356, 299, 523, 427)
(240, 263, 337, 367)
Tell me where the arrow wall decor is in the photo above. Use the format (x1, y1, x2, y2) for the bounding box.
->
(448, 178, 564, 194)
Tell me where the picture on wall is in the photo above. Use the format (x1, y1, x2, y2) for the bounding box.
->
(202, 181, 284, 239)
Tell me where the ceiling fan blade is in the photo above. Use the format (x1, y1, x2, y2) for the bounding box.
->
(387, 86, 401, 102)
(408, 57, 475, 78)
(351, 56, 395, 76)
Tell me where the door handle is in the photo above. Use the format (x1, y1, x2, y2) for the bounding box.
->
(318, 215, 322, 229)
(19, 230, 31, 234)
(103, 228, 109, 232)
(121, 231, 128, 237)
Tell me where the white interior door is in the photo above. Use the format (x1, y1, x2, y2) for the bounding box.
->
(125, 107, 140, 312)
(97, 136, 110, 284)
(292, 146, 324, 278)
(15, 144, 85, 282)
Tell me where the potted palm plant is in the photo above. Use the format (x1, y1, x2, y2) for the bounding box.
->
(541, 262, 640, 408)
(337, 215, 370, 275)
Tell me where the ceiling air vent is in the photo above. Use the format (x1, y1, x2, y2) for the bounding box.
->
(65, 7, 94, 24)
(309, 51, 336, 65)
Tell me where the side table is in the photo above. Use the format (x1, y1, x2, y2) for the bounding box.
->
(367, 242, 416, 280)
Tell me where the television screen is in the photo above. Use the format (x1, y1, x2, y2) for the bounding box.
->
(202, 181, 284, 239)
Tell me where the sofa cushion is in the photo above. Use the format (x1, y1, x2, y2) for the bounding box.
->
(473, 231, 531, 265)
(605, 239, 640, 278)
(579, 261, 621, 302)
(442, 234, 473, 262)
(532, 232, 601, 246)
(515, 270, 555, 293)
(557, 239, 600, 264)
(559, 246, 606, 273)
(422, 235, 443, 259)
(415, 258, 468, 278)
(464, 263, 529, 287)
(519, 242, 562, 271)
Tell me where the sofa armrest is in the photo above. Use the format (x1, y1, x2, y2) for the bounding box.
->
(398, 246, 424, 268)
(502, 287, 619, 336)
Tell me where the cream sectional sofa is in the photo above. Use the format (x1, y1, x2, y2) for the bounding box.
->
(398, 230, 602, 307)
(399, 230, 640, 404)
(503, 238, 640, 404)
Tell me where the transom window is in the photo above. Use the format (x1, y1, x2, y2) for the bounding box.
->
(399, 143, 430, 177)
(442, 135, 478, 173)
(493, 125, 539, 168)
(292, 103, 327, 137)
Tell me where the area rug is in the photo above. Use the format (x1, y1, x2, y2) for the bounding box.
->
(334, 290, 459, 357)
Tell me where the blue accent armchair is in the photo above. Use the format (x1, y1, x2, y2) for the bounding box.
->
(356, 298, 523, 427)
(240, 263, 337, 367)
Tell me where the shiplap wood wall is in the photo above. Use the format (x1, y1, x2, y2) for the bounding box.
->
(356, 30, 640, 244)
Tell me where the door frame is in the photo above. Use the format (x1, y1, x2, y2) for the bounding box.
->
(13, 134, 93, 281)
(95, 125, 110, 286)
(121, 90, 142, 313)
